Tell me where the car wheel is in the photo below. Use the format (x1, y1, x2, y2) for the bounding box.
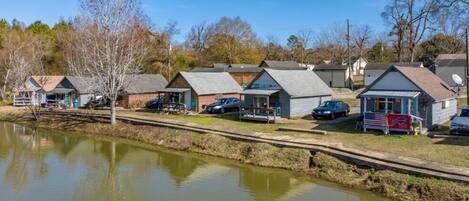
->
(344, 111, 348, 117)
(313, 116, 318, 120)
(220, 108, 225, 114)
(330, 113, 335, 120)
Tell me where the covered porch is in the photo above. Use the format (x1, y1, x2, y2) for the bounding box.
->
(45, 88, 75, 108)
(360, 90, 425, 134)
(239, 89, 281, 123)
(159, 88, 191, 113)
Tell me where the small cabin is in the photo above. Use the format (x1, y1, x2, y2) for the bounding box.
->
(162, 72, 242, 113)
(358, 65, 457, 133)
(240, 69, 333, 122)
(14, 76, 67, 106)
(119, 74, 168, 108)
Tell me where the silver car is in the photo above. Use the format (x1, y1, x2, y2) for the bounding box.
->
(450, 106, 469, 134)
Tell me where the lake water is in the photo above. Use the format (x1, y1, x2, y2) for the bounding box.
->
(0, 122, 386, 201)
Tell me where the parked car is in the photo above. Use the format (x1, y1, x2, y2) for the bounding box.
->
(450, 106, 469, 134)
(312, 100, 350, 120)
(84, 96, 111, 109)
(206, 98, 240, 114)
(146, 95, 165, 109)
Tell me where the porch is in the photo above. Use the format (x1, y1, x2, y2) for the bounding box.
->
(239, 89, 281, 123)
(159, 88, 191, 113)
(360, 90, 426, 134)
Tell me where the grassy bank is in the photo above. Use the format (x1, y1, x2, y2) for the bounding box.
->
(3, 111, 469, 201)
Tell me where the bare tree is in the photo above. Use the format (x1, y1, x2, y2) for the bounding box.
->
(0, 29, 48, 102)
(63, 0, 148, 125)
(297, 29, 314, 64)
(314, 23, 348, 64)
(352, 25, 371, 70)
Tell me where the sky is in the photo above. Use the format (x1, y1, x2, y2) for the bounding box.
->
(0, 0, 389, 44)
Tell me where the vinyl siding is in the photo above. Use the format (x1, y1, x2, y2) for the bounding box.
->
(430, 99, 457, 126)
(369, 71, 419, 91)
(364, 69, 385, 86)
(314, 70, 347, 88)
(289, 95, 332, 117)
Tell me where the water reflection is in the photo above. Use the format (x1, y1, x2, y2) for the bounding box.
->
(0, 122, 385, 201)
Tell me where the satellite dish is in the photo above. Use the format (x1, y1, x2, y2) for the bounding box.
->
(453, 74, 463, 85)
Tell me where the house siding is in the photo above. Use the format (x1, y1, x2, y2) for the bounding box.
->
(314, 70, 347, 88)
(123, 93, 161, 108)
(289, 95, 332, 117)
(229, 72, 259, 88)
(430, 99, 457, 126)
(369, 71, 419, 91)
(78, 94, 94, 107)
(197, 93, 240, 112)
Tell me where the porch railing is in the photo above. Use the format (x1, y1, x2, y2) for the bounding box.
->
(239, 105, 277, 123)
(14, 96, 32, 106)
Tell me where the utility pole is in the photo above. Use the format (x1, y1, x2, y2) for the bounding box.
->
(466, 27, 469, 105)
(347, 19, 353, 90)
(168, 42, 172, 81)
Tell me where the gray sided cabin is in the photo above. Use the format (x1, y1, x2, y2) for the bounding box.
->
(434, 54, 468, 93)
(358, 65, 457, 133)
(63, 76, 96, 107)
(241, 69, 334, 121)
(162, 72, 243, 113)
(313, 64, 351, 88)
(364, 62, 423, 86)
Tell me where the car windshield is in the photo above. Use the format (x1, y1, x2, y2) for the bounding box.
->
(320, 101, 337, 107)
(461, 109, 469, 117)
(218, 99, 229, 104)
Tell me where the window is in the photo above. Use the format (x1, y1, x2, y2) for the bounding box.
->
(442, 100, 449, 109)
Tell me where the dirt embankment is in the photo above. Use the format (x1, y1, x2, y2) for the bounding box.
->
(2, 111, 469, 201)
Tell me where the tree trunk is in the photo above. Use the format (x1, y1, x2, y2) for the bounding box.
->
(110, 100, 117, 125)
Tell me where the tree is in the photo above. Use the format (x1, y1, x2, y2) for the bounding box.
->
(63, 0, 148, 125)
(352, 25, 372, 60)
(367, 41, 393, 63)
(418, 33, 465, 65)
(0, 29, 49, 102)
(185, 17, 262, 66)
(313, 23, 348, 64)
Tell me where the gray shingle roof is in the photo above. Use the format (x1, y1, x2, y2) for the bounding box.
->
(436, 54, 467, 67)
(365, 62, 422, 70)
(229, 63, 258, 68)
(261, 69, 334, 98)
(179, 72, 242, 95)
(261, 60, 300, 68)
(125, 74, 168, 94)
(313, 64, 349, 70)
(65, 76, 96, 94)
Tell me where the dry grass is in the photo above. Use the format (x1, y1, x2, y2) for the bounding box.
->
(4, 107, 469, 168)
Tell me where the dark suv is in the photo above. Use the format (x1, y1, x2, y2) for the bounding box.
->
(206, 98, 240, 114)
(312, 100, 350, 120)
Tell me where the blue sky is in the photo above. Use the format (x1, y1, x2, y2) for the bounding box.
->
(0, 0, 388, 44)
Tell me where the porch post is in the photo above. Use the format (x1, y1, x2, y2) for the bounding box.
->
(408, 98, 411, 115)
(267, 95, 270, 124)
(363, 97, 367, 113)
(385, 97, 388, 114)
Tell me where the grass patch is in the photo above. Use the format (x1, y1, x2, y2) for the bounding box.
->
(336, 98, 359, 107)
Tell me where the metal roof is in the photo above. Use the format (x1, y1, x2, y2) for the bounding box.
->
(241, 89, 280, 96)
(179, 72, 243, 95)
(191, 67, 262, 73)
(360, 90, 420, 98)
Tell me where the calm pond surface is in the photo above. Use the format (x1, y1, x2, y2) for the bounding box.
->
(0, 122, 386, 201)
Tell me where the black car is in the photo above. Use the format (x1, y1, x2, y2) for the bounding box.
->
(312, 100, 350, 120)
(146, 95, 165, 109)
(84, 96, 111, 109)
(206, 98, 240, 114)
